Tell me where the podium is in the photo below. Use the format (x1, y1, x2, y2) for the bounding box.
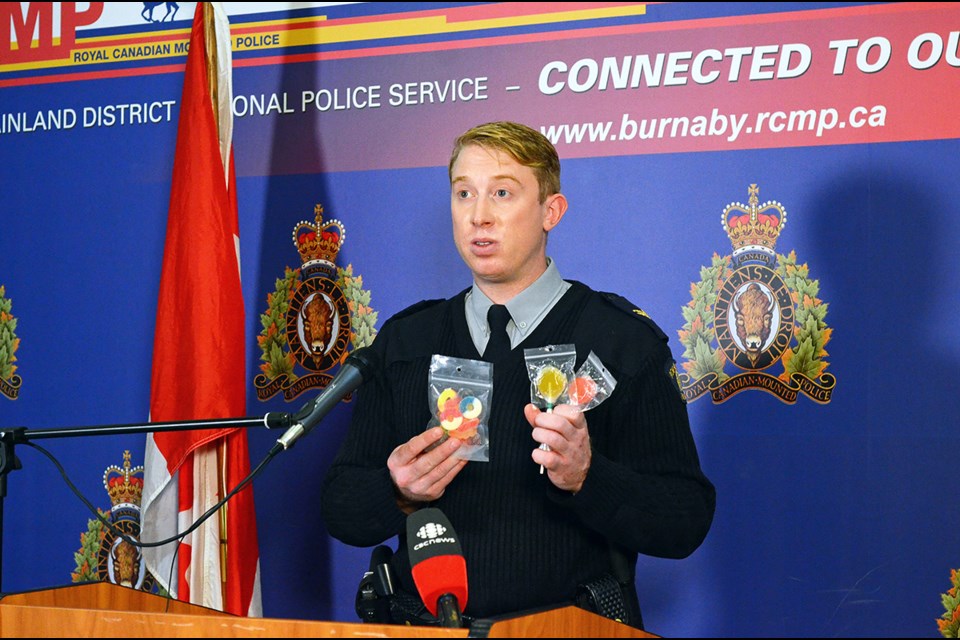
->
(0, 582, 656, 637)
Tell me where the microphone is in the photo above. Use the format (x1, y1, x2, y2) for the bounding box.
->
(272, 346, 379, 453)
(406, 507, 468, 627)
(356, 544, 395, 623)
(368, 544, 395, 598)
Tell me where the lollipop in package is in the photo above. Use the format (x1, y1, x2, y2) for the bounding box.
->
(523, 344, 576, 473)
(567, 350, 617, 411)
(426, 354, 492, 462)
(523, 344, 576, 412)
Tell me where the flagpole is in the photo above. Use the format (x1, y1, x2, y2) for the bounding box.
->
(219, 437, 229, 591)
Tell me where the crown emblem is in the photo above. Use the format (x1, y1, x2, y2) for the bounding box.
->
(293, 204, 346, 278)
(721, 184, 786, 266)
(102, 450, 144, 511)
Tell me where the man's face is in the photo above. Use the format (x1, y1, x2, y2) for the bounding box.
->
(450, 144, 566, 300)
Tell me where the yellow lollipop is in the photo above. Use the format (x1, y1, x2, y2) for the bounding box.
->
(534, 364, 568, 475)
(535, 365, 567, 408)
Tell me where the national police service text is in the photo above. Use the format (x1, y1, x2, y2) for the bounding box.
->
(260, 76, 488, 115)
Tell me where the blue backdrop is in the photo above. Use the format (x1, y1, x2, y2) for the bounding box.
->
(1, 2, 958, 637)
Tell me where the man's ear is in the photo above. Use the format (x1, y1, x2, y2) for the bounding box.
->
(542, 193, 568, 231)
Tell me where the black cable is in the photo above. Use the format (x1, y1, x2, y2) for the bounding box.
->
(163, 538, 183, 613)
(22, 440, 279, 550)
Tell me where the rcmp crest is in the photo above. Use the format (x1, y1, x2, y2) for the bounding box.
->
(255, 205, 378, 401)
(0, 285, 22, 400)
(72, 451, 161, 592)
(677, 185, 836, 404)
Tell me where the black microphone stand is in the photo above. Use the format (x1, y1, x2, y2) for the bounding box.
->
(0, 413, 286, 593)
(437, 593, 464, 628)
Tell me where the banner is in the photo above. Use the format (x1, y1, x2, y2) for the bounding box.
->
(1, 3, 958, 637)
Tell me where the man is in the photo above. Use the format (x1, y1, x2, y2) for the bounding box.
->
(320, 121, 715, 629)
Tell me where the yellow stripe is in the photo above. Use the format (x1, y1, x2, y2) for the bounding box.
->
(290, 5, 648, 45)
(70, 26, 192, 44)
(2, 4, 646, 73)
(2, 29, 191, 72)
(239, 5, 648, 53)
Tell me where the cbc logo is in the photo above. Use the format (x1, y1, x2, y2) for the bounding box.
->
(416, 522, 447, 539)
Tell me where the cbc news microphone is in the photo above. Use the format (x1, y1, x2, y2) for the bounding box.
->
(272, 346, 379, 453)
(406, 507, 468, 628)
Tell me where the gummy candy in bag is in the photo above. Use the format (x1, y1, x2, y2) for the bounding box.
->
(426, 354, 492, 462)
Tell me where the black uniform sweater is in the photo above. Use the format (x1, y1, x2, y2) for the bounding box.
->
(321, 280, 715, 620)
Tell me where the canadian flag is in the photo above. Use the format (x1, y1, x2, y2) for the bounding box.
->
(141, 2, 261, 617)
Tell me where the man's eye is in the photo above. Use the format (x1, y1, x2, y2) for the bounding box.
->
(495, 189, 509, 197)
(456, 190, 471, 199)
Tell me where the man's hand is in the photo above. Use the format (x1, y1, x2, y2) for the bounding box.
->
(388, 427, 468, 512)
(525, 403, 591, 493)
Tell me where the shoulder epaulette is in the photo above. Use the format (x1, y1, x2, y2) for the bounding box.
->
(599, 291, 667, 340)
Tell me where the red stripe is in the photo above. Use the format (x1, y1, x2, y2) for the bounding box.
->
(177, 459, 194, 604)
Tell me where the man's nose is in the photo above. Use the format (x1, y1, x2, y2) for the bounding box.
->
(472, 198, 494, 226)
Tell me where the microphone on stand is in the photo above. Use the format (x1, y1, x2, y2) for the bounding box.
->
(406, 507, 468, 628)
(356, 544, 395, 623)
(269, 346, 379, 454)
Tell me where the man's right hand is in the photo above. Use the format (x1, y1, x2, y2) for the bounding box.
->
(388, 427, 467, 513)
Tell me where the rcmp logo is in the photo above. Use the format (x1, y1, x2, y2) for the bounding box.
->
(677, 185, 836, 404)
(255, 205, 378, 401)
(0, 285, 22, 400)
(72, 451, 161, 593)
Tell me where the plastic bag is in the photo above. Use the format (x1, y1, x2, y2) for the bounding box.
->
(567, 350, 617, 412)
(523, 343, 576, 411)
(523, 344, 576, 473)
(426, 354, 492, 462)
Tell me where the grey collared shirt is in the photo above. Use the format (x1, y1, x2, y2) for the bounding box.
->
(465, 257, 571, 355)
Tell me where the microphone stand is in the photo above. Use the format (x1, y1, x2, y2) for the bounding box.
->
(0, 414, 284, 593)
(437, 593, 464, 628)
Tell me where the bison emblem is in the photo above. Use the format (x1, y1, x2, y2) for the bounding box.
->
(301, 294, 335, 366)
(732, 283, 773, 365)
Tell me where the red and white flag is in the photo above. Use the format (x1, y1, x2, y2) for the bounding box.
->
(141, 2, 261, 617)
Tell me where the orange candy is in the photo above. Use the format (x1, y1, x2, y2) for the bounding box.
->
(451, 417, 479, 440)
(568, 376, 597, 405)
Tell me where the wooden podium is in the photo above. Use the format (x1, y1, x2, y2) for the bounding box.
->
(0, 582, 656, 637)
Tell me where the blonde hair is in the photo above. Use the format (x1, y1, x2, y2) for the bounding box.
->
(448, 121, 561, 203)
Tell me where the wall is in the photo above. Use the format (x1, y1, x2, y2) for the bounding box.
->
(1, 2, 958, 636)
